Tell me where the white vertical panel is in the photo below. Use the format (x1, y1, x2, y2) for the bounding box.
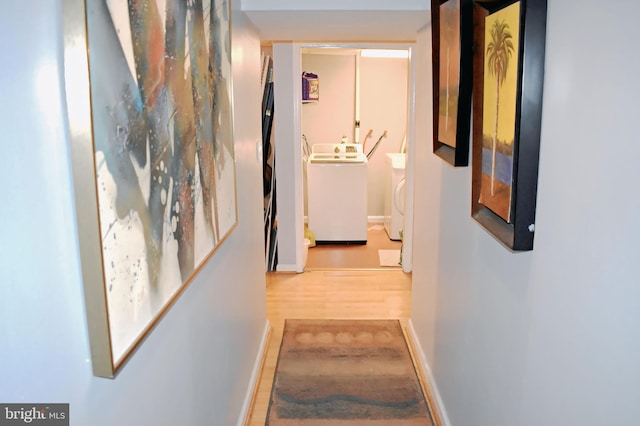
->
(273, 42, 305, 272)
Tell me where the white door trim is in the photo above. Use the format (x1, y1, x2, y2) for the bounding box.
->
(273, 42, 416, 272)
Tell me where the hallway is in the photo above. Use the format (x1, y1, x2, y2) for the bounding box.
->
(246, 269, 437, 424)
(4, 1, 637, 425)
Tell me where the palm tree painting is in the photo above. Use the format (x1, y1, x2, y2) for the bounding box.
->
(479, 1, 521, 223)
(438, 0, 461, 148)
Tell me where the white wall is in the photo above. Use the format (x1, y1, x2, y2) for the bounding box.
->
(411, 1, 640, 425)
(0, 2, 267, 425)
(410, 21, 438, 382)
(360, 56, 409, 216)
(301, 54, 356, 144)
(301, 52, 409, 217)
(273, 43, 305, 272)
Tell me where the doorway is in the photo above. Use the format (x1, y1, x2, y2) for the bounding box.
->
(271, 42, 417, 273)
(301, 47, 407, 270)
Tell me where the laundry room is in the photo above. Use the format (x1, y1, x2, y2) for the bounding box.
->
(301, 47, 410, 248)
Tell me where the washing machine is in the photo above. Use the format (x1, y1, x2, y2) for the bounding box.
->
(384, 153, 406, 241)
(307, 143, 368, 243)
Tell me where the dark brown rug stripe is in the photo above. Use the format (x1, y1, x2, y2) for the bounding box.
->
(266, 319, 434, 425)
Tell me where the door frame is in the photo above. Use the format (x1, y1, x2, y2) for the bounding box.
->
(273, 42, 416, 273)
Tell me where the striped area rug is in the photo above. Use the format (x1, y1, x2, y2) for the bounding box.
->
(266, 319, 434, 425)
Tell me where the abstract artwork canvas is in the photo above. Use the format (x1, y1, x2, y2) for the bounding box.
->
(67, 0, 237, 377)
(478, 1, 520, 222)
(438, 0, 461, 148)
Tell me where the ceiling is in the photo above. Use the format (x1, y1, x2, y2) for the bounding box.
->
(241, 2, 430, 42)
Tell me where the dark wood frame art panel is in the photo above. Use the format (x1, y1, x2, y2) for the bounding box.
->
(431, 0, 474, 166)
(471, 0, 547, 251)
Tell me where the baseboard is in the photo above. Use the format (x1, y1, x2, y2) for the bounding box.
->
(236, 320, 271, 426)
(307, 216, 384, 224)
(407, 319, 451, 426)
(276, 263, 299, 272)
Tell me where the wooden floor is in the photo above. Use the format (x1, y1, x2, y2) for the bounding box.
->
(305, 223, 402, 270)
(245, 225, 438, 425)
(245, 269, 440, 425)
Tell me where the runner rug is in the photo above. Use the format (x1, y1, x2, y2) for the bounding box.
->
(266, 319, 434, 425)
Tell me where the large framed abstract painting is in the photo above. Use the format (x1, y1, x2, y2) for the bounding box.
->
(471, 0, 546, 251)
(431, 0, 473, 166)
(62, 0, 237, 377)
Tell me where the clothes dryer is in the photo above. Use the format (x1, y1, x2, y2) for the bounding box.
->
(384, 153, 406, 241)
